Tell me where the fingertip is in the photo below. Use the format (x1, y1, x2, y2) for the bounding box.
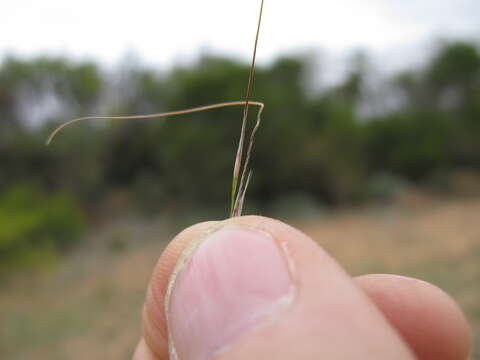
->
(142, 220, 219, 358)
(356, 274, 472, 360)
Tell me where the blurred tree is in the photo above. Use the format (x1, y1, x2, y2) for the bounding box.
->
(0, 57, 102, 127)
(1, 41, 479, 220)
(426, 42, 480, 108)
(425, 43, 480, 167)
(0, 57, 105, 201)
(368, 41, 480, 180)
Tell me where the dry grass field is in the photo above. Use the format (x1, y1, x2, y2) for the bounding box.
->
(1, 197, 479, 359)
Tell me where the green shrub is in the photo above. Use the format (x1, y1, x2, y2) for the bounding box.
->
(365, 172, 408, 203)
(0, 185, 86, 273)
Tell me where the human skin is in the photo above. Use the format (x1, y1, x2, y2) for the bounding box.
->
(133, 216, 471, 360)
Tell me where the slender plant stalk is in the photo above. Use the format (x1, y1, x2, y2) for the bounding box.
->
(231, 0, 265, 217)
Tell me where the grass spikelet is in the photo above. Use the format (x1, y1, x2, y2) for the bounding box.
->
(230, 0, 264, 217)
(46, 101, 265, 216)
(47, 0, 266, 218)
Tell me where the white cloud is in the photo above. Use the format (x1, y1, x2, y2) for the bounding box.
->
(1, 0, 478, 70)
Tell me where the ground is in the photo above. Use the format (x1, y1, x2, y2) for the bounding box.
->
(1, 197, 479, 359)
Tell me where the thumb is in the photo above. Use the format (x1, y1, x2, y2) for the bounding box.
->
(139, 216, 414, 360)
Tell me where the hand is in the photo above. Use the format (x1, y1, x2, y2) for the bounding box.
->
(133, 216, 471, 360)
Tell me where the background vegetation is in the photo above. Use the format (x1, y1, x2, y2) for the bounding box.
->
(2, 42, 480, 213)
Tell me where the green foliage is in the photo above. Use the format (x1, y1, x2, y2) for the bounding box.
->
(427, 42, 480, 93)
(0, 40, 479, 217)
(0, 56, 102, 110)
(366, 110, 451, 179)
(0, 185, 86, 272)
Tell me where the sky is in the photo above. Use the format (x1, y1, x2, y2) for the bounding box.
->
(1, 0, 479, 76)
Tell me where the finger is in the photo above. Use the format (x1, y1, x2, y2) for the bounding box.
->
(141, 221, 219, 359)
(355, 274, 471, 360)
(140, 216, 415, 360)
(133, 339, 155, 360)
